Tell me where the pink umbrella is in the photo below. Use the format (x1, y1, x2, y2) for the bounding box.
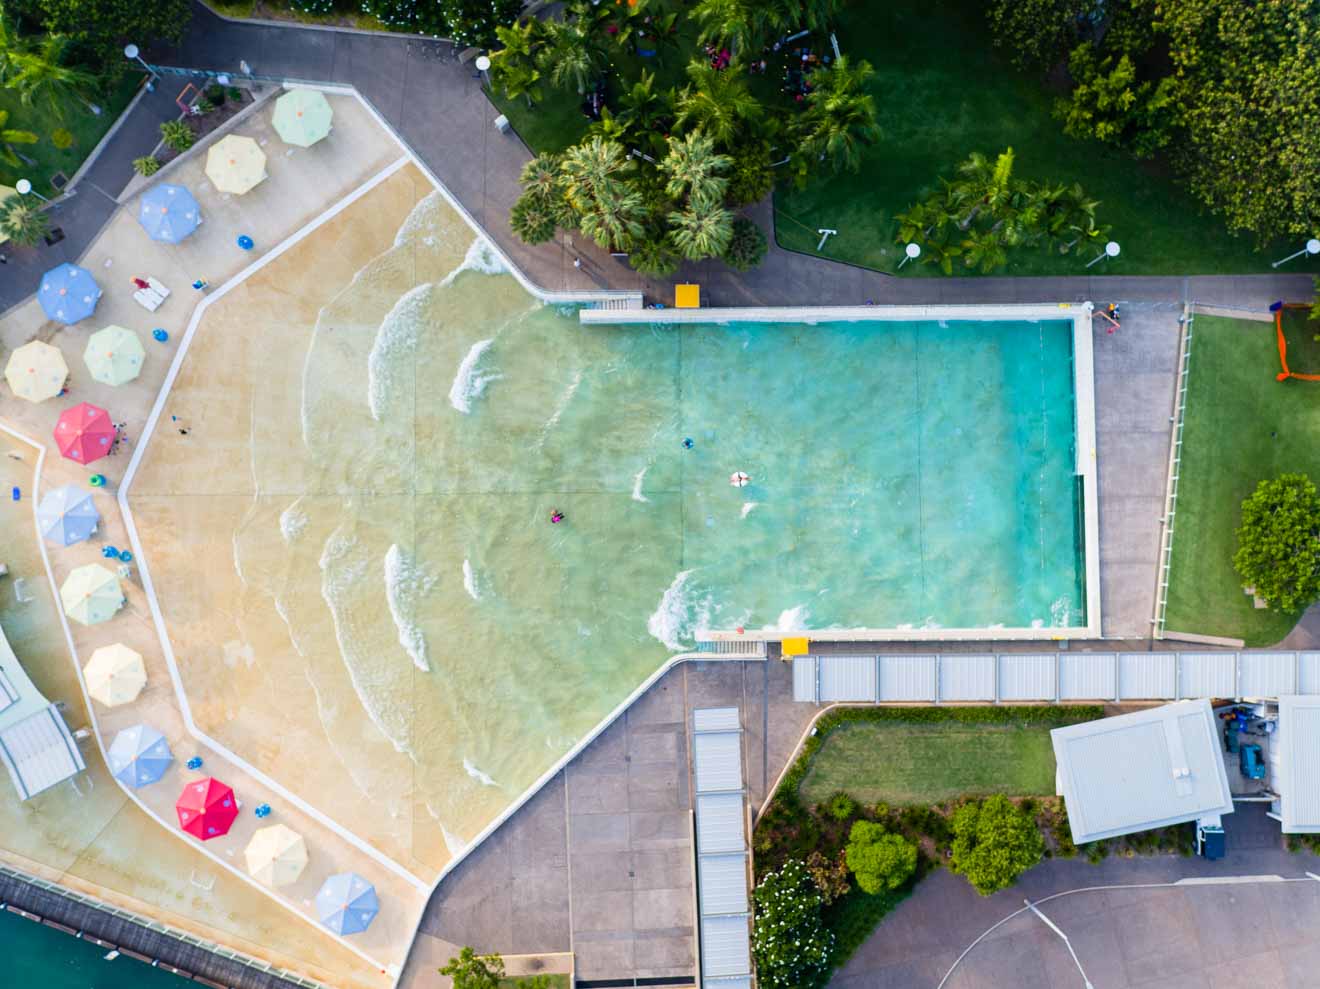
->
(54, 402, 115, 464)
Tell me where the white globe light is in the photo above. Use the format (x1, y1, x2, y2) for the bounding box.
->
(905, 242, 921, 259)
(1307, 238, 1320, 255)
(124, 44, 139, 59)
(1105, 241, 1121, 258)
(475, 55, 492, 72)
(15, 179, 31, 195)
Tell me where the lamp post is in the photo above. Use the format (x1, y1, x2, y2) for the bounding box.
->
(15, 179, 48, 203)
(897, 242, 921, 270)
(1024, 900, 1094, 989)
(1273, 238, 1320, 269)
(124, 44, 156, 90)
(1085, 240, 1121, 269)
(475, 54, 491, 87)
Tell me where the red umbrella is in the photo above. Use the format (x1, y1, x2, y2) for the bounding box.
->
(176, 777, 238, 840)
(54, 402, 115, 464)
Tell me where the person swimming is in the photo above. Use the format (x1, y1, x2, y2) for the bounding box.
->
(551, 510, 565, 524)
(683, 437, 694, 449)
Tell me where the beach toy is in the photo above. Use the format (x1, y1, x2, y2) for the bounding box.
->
(11, 487, 18, 501)
(89, 474, 106, 487)
(730, 471, 751, 488)
(254, 802, 271, 818)
(102, 545, 120, 558)
(237, 235, 254, 250)
(186, 756, 203, 771)
(119, 550, 133, 563)
(152, 328, 169, 343)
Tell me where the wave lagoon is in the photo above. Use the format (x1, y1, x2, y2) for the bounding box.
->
(126, 164, 1085, 873)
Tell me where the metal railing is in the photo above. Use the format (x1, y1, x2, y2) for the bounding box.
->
(1154, 304, 1195, 636)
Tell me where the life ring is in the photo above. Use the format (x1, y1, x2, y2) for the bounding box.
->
(729, 471, 751, 488)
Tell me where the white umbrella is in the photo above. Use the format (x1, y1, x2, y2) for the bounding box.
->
(84, 643, 147, 707)
(244, 824, 308, 887)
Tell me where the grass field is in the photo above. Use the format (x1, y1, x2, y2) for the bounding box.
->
(772, 0, 1290, 277)
(798, 716, 1084, 807)
(497, 975, 570, 989)
(1163, 311, 1320, 646)
(0, 72, 143, 194)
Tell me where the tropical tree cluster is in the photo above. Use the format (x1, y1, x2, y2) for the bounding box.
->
(496, 0, 877, 274)
(751, 859, 834, 989)
(894, 147, 1107, 273)
(948, 795, 1044, 896)
(844, 819, 917, 894)
(357, 0, 520, 46)
(1234, 473, 1320, 615)
(989, 0, 1320, 243)
(5, 0, 190, 61)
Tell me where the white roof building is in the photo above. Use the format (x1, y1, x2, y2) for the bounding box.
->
(1271, 696, 1320, 833)
(1051, 700, 1233, 844)
(0, 623, 85, 801)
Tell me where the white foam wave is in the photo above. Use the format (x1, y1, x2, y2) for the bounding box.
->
(449, 338, 500, 414)
(462, 558, 480, 601)
(368, 284, 431, 422)
(740, 501, 759, 518)
(393, 190, 445, 248)
(540, 369, 582, 439)
(279, 500, 309, 543)
(385, 544, 438, 673)
(762, 605, 809, 632)
(647, 570, 713, 651)
(441, 236, 506, 287)
(463, 757, 499, 788)
(1050, 596, 1073, 627)
(632, 466, 651, 503)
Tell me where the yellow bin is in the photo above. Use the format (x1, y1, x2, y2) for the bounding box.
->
(675, 283, 700, 309)
(782, 636, 809, 658)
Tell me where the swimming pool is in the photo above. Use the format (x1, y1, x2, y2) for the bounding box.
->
(124, 168, 1097, 870)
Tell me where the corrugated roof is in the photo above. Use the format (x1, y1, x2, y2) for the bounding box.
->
(698, 853, 748, 915)
(693, 731, 742, 793)
(700, 914, 751, 979)
(938, 655, 996, 701)
(1301, 653, 1320, 695)
(1118, 653, 1176, 700)
(0, 705, 86, 801)
(696, 793, 745, 854)
(792, 655, 817, 702)
(998, 654, 1056, 701)
(818, 655, 877, 702)
(1239, 652, 1297, 698)
(1051, 700, 1233, 844)
(694, 708, 741, 733)
(1178, 653, 1237, 699)
(1059, 653, 1116, 700)
(1277, 696, 1320, 832)
(0, 666, 18, 715)
(879, 655, 938, 701)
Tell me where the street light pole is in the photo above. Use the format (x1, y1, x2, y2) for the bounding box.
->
(474, 54, 491, 88)
(1024, 900, 1094, 989)
(898, 242, 921, 270)
(1273, 238, 1320, 268)
(15, 179, 49, 203)
(1086, 240, 1121, 269)
(123, 44, 156, 90)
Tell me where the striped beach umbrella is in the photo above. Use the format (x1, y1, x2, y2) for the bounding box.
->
(107, 724, 173, 788)
(205, 135, 267, 195)
(83, 325, 145, 386)
(36, 484, 99, 546)
(272, 89, 333, 148)
(38, 263, 101, 325)
(4, 340, 67, 402)
(59, 563, 124, 625)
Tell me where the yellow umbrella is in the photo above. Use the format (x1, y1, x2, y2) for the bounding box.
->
(60, 564, 125, 626)
(83, 325, 145, 387)
(5, 340, 68, 402)
(244, 824, 309, 887)
(272, 89, 333, 148)
(84, 643, 147, 707)
(206, 135, 267, 195)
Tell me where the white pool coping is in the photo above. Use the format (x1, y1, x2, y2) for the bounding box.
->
(582, 302, 1103, 642)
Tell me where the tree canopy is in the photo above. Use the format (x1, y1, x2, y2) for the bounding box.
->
(1234, 473, 1320, 614)
(844, 820, 917, 894)
(948, 795, 1043, 896)
(10, 0, 191, 59)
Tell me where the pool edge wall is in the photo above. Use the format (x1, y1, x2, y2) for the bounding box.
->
(580, 302, 1104, 643)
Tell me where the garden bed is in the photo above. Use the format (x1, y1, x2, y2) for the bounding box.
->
(155, 85, 256, 167)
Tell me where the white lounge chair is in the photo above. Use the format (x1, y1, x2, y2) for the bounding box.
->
(133, 288, 164, 312)
(146, 276, 170, 299)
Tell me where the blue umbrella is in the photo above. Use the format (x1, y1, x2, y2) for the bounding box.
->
(138, 184, 201, 244)
(315, 873, 379, 935)
(38, 264, 101, 325)
(107, 724, 174, 788)
(36, 484, 100, 546)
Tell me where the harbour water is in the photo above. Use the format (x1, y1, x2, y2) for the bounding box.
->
(1, 907, 187, 987)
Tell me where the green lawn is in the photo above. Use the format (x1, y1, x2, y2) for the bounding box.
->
(497, 974, 570, 989)
(1163, 311, 1320, 645)
(0, 72, 144, 194)
(798, 716, 1085, 807)
(772, 0, 1292, 276)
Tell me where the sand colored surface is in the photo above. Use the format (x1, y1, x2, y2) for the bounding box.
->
(0, 91, 426, 987)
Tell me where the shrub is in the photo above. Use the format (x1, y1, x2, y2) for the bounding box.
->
(159, 119, 195, 152)
(227, 87, 244, 103)
(751, 860, 833, 989)
(985, 0, 1091, 72)
(439, 0, 522, 47)
(727, 147, 774, 206)
(0, 196, 51, 247)
(291, 0, 337, 13)
(133, 155, 162, 177)
(1234, 473, 1320, 613)
(50, 128, 74, 150)
(897, 805, 951, 847)
(824, 791, 857, 822)
(949, 795, 1043, 895)
(804, 850, 850, 905)
(845, 820, 917, 894)
(193, 97, 214, 115)
(629, 238, 682, 278)
(205, 84, 226, 104)
(722, 216, 767, 271)
(439, 947, 503, 989)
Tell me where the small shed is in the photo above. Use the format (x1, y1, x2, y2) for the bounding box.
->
(1271, 696, 1320, 833)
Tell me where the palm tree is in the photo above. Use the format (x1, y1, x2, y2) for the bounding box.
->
(578, 183, 647, 251)
(615, 71, 674, 158)
(675, 60, 763, 148)
(0, 15, 26, 85)
(510, 191, 558, 244)
(689, 0, 763, 54)
(0, 109, 38, 167)
(961, 228, 1008, 273)
(560, 137, 633, 210)
(8, 36, 98, 119)
(659, 131, 731, 208)
(668, 200, 733, 260)
(952, 147, 1017, 230)
(797, 56, 880, 175)
(490, 20, 544, 105)
(537, 1, 610, 94)
(629, 234, 682, 277)
(0, 194, 50, 247)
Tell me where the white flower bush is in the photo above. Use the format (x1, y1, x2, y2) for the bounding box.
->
(751, 859, 834, 989)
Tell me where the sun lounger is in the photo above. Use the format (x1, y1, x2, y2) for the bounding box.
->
(146, 276, 170, 299)
(133, 288, 164, 312)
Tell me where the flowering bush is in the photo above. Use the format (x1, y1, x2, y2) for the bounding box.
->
(439, 0, 521, 47)
(290, 0, 337, 14)
(751, 859, 833, 989)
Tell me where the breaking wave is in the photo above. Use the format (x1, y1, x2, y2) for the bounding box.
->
(441, 236, 507, 286)
(367, 283, 430, 422)
(384, 544, 438, 673)
(449, 338, 500, 414)
(647, 570, 713, 651)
